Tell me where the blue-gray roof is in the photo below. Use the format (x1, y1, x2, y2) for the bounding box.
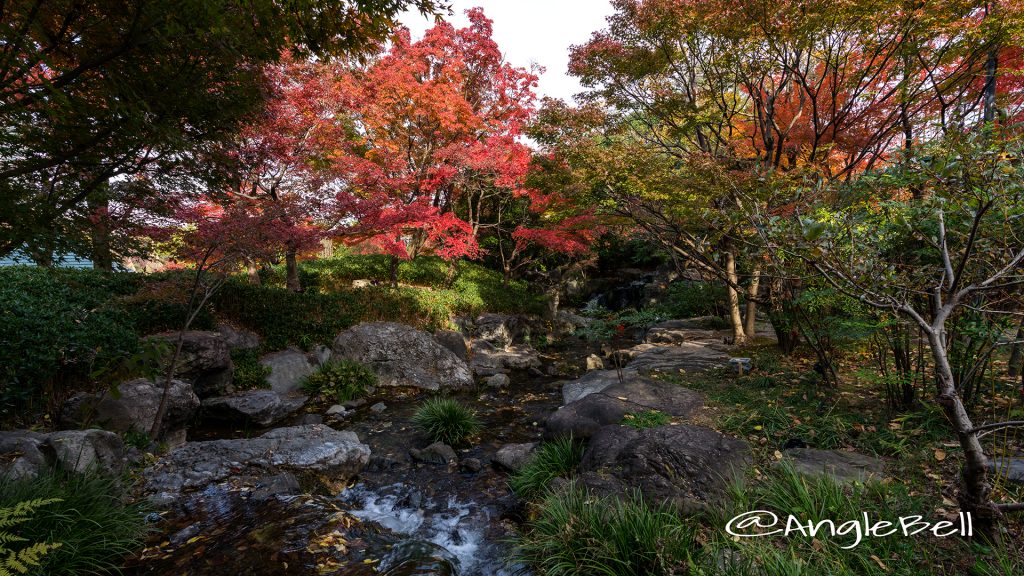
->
(0, 250, 96, 269)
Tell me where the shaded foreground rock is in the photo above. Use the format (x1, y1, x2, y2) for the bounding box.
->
(47, 429, 126, 474)
(0, 431, 50, 480)
(780, 448, 885, 483)
(332, 322, 472, 390)
(202, 390, 308, 427)
(143, 424, 370, 499)
(0, 429, 127, 479)
(545, 378, 703, 440)
(145, 331, 234, 398)
(61, 378, 200, 446)
(580, 424, 751, 510)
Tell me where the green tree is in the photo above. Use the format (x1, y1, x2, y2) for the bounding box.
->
(0, 0, 446, 261)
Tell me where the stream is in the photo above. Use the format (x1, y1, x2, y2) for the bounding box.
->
(124, 339, 597, 576)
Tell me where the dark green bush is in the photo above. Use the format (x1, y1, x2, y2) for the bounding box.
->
(0, 267, 218, 416)
(0, 254, 543, 419)
(0, 267, 142, 414)
(412, 397, 481, 446)
(0, 469, 148, 576)
(659, 281, 728, 319)
(231, 349, 271, 391)
(216, 256, 543, 350)
(509, 436, 584, 499)
(300, 359, 376, 403)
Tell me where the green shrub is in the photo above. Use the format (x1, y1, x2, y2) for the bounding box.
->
(622, 410, 670, 429)
(515, 484, 693, 576)
(412, 397, 480, 446)
(231, 349, 271, 391)
(0, 470, 147, 576)
(0, 498, 63, 576)
(509, 437, 584, 500)
(0, 267, 142, 414)
(300, 360, 377, 403)
(121, 429, 151, 451)
(659, 281, 727, 319)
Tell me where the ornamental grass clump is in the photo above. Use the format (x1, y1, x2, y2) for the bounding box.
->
(412, 397, 481, 445)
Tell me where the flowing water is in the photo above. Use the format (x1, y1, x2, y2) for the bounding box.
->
(125, 353, 586, 576)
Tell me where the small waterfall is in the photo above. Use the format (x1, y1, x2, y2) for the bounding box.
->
(341, 483, 523, 576)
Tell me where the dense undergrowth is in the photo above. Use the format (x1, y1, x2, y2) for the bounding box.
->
(0, 254, 542, 422)
(512, 342, 1024, 576)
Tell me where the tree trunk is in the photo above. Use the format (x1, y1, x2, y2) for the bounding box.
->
(285, 247, 301, 292)
(926, 329, 996, 535)
(247, 260, 261, 285)
(88, 193, 114, 271)
(389, 255, 400, 288)
(444, 259, 459, 287)
(743, 265, 761, 338)
(725, 251, 746, 345)
(1008, 317, 1024, 377)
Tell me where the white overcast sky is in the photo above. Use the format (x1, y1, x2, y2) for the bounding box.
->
(399, 1, 615, 103)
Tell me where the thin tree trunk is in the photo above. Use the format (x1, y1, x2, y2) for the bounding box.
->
(1008, 317, 1024, 377)
(743, 265, 762, 338)
(725, 251, 746, 345)
(285, 247, 301, 292)
(247, 260, 261, 285)
(927, 329, 996, 535)
(389, 255, 400, 288)
(88, 193, 113, 271)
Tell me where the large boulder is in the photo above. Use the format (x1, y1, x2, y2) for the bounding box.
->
(216, 323, 260, 351)
(202, 390, 308, 427)
(580, 424, 751, 511)
(61, 378, 200, 446)
(259, 348, 315, 394)
(780, 448, 885, 484)
(46, 429, 125, 475)
(561, 369, 638, 405)
(434, 330, 469, 363)
(0, 430, 126, 479)
(332, 323, 472, 390)
(546, 378, 703, 440)
(644, 319, 727, 346)
(146, 331, 233, 398)
(0, 431, 49, 480)
(470, 341, 541, 377)
(472, 313, 530, 348)
(143, 424, 370, 498)
(624, 342, 729, 375)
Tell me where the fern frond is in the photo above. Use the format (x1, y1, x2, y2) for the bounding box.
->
(0, 499, 62, 575)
